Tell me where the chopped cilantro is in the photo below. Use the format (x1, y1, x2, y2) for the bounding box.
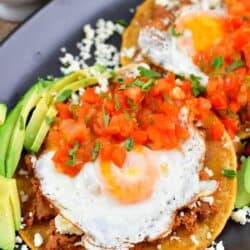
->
(95, 64, 107, 73)
(211, 56, 224, 70)
(190, 74, 206, 97)
(56, 89, 72, 102)
(117, 77, 124, 84)
(102, 106, 110, 128)
(114, 18, 128, 27)
(124, 138, 134, 151)
(170, 25, 183, 37)
(92, 141, 101, 161)
(138, 66, 161, 79)
(226, 60, 245, 73)
(221, 169, 237, 179)
(66, 141, 79, 166)
(163, 94, 173, 103)
(114, 94, 120, 111)
(85, 114, 91, 126)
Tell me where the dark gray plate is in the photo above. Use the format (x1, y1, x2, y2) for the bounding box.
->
(0, 0, 248, 249)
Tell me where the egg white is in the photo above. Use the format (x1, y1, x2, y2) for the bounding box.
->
(33, 124, 217, 249)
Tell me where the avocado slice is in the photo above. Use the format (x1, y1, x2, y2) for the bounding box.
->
(0, 176, 21, 230)
(30, 105, 58, 153)
(235, 157, 250, 209)
(0, 102, 23, 176)
(0, 191, 15, 250)
(5, 84, 43, 178)
(24, 97, 50, 150)
(0, 104, 7, 126)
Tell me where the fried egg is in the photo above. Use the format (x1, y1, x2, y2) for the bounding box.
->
(33, 118, 217, 249)
(138, 0, 226, 86)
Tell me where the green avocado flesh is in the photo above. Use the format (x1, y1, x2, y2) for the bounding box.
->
(0, 104, 7, 126)
(5, 85, 43, 178)
(0, 178, 17, 250)
(235, 157, 250, 209)
(0, 102, 23, 176)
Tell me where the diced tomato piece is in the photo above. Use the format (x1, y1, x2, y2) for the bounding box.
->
(108, 114, 135, 138)
(152, 114, 175, 132)
(222, 118, 239, 137)
(124, 86, 143, 104)
(131, 130, 148, 144)
(180, 81, 191, 96)
(56, 103, 72, 119)
(151, 76, 175, 96)
(210, 93, 228, 110)
(223, 75, 240, 97)
(46, 130, 62, 149)
(175, 124, 189, 140)
(59, 119, 89, 142)
(229, 101, 241, 113)
(111, 145, 126, 167)
(243, 43, 250, 68)
(52, 147, 82, 177)
(209, 121, 224, 141)
(100, 143, 113, 161)
(196, 97, 212, 118)
(237, 84, 248, 106)
(82, 88, 100, 104)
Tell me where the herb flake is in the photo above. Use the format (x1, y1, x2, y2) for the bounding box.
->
(170, 25, 183, 37)
(102, 106, 110, 128)
(56, 89, 73, 102)
(138, 66, 161, 79)
(211, 56, 224, 70)
(226, 60, 245, 73)
(190, 74, 206, 97)
(114, 19, 128, 27)
(221, 169, 237, 179)
(92, 141, 101, 161)
(66, 141, 79, 166)
(124, 138, 134, 151)
(45, 116, 55, 126)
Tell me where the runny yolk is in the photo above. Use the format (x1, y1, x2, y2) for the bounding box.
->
(178, 13, 225, 52)
(99, 147, 160, 204)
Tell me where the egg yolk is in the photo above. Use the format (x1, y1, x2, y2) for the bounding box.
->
(99, 147, 160, 204)
(178, 14, 225, 52)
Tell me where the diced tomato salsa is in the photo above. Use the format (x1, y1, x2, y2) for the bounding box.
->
(47, 0, 250, 177)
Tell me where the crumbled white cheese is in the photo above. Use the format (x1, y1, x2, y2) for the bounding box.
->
(60, 19, 124, 75)
(16, 236, 23, 244)
(34, 233, 44, 247)
(121, 47, 136, 59)
(155, 0, 179, 9)
(204, 167, 214, 177)
(206, 241, 224, 250)
(21, 245, 28, 250)
(201, 196, 214, 206)
(179, 211, 185, 217)
(190, 235, 199, 246)
(231, 207, 250, 225)
(19, 190, 28, 203)
(55, 215, 83, 235)
(29, 212, 33, 217)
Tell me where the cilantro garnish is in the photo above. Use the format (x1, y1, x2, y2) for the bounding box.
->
(138, 66, 161, 79)
(163, 94, 173, 104)
(226, 60, 245, 73)
(190, 74, 206, 97)
(56, 89, 72, 102)
(114, 18, 128, 27)
(102, 106, 110, 128)
(114, 94, 120, 111)
(124, 138, 134, 151)
(85, 114, 91, 126)
(66, 141, 79, 166)
(92, 141, 101, 161)
(211, 56, 224, 70)
(170, 25, 183, 37)
(221, 169, 237, 179)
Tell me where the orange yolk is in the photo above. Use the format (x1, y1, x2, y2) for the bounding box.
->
(99, 147, 160, 204)
(178, 14, 225, 52)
